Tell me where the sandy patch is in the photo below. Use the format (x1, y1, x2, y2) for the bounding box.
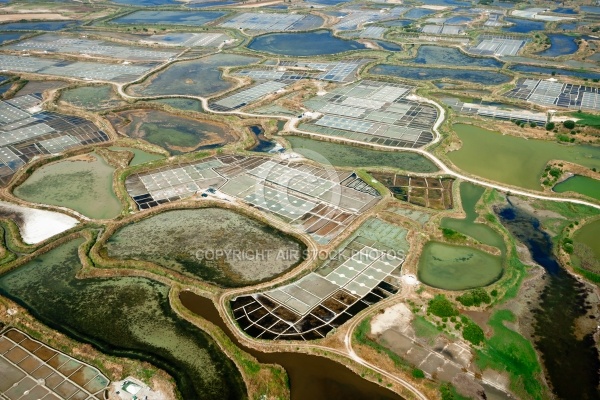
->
(0, 13, 71, 22)
(419, 5, 447, 10)
(0, 200, 78, 244)
(371, 302, 412, 335)
(234, 0, 283, 8)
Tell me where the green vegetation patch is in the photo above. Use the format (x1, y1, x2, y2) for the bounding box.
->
(460, 316, 484, 345)
(412, 316, 439, 342)
(441, 227, 466, 241)
(477, 310, 546, 399)
(570, 111, 600, 127)
(457, 288, 491, 307)
(427, 295, 458, 318)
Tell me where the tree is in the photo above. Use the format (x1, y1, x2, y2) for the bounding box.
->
(546, 122, 555, 131)
(563, 120, 576, 129)
(428, 295, 458, 318)
(462, 320, 484, 345)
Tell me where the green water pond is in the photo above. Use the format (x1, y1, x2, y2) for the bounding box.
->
(14, 153, 121, 219)
(0, 238, 246, 400)
(448, 124, 600, 190)
(574, 219, 600, 260)
(60, 85, 126, 111)
(554, 175, 600, 201)
(418, 241, 503, 290)
(287, 136, 438, 173)
(441, 182, 506, 252)
(150, 97, 203, 112)
(108, 146, 164, 166)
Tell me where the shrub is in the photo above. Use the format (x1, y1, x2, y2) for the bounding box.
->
(412, 368, 425, 379)
(545, 122, 555, 130)
(549, 167, 562, 178)
(462, 320, 485, 345)
(563, 120, 576, 129)
(529, 122, 537, 128)
(457, 288, 492, 307)
(490, 289, 498, 297)
(428, 295, 459, 318)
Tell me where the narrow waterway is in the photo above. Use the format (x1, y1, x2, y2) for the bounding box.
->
(496, 201, 600, 400)
(180, 291, 403, 400)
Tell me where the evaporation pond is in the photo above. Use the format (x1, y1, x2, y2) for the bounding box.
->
(287, 136, 438, 173)
(448, 124, 600, 190)
(111, 11, 226, 25)
(418, 241, 503, 290)
(60, 85, 126, 111)
(370, 64, 511, 85)
(108, 110, 234, 155)
(105, 208, 306, 287)
(553, 175, 600, 201)
(128, 53, 260, 97)
(248, 30, 365, 56)
(410, 45, 503, 68)
(14, 153, 121, 219)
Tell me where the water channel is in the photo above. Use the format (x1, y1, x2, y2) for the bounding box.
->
(496, 201, 600, 399)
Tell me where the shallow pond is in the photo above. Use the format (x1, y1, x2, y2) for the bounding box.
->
(60, 85, 126, 111)
(574, 218, 600, 260)
(445, 16, 472, 24)
(381, 20, 411, 27)
(0, 32, 26, 44)
(537, 34, 579, 57)
(418, 241, 503, 290)
(448, 124, 600, 191)
(441, 182, 506, 251)
(248, 30, 365, 56)
(129, 53, 259, 97)
(411, 45, 503, 68)
(404, 8, 436, 19)
(376, 40, 402, 51)
(370, 64, 511, 85)
(0, 238, 247, 400)
(110, 11, 226, 26)
(553, 175, 600, 201)
(106, 208, 306, 287)
(110, 0, 180, 4)
(0, 21, 79, 31)
(508, 64, 600, 81)
(287, 136, 438, 173)
(180, 291, 403, 400)
(497, 203, 600, 400)
(553, 7, 577, 14)
(14, 153, 121, 219)
(0, 82, 11, 96)
(420, 0, 471, 5)
(307, 0, 350, 5)
(150, 97, 203, 112)
(502, 17, 545, 33)
(108, 146, 164, 166)
(109, 110, 233, 155)
(581, 6, 600, 14)
(248, 125, 280, 153)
